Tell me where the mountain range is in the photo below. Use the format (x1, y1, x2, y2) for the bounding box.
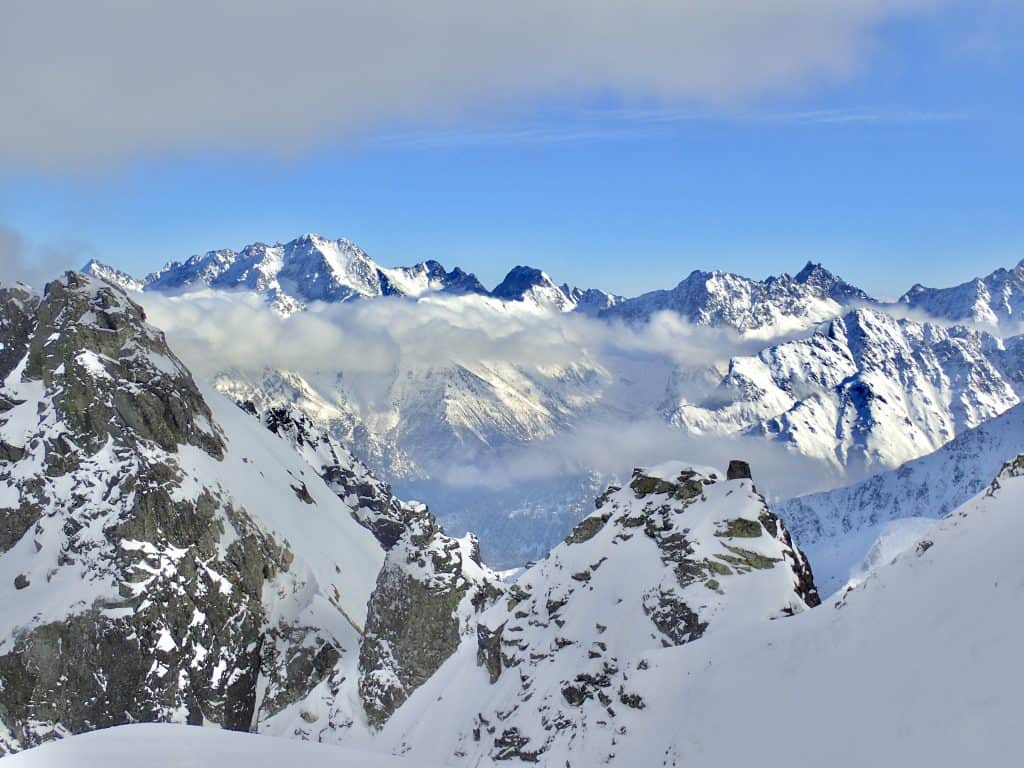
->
(84, 232, 1024, 333)
(80, 234, 1024, 567)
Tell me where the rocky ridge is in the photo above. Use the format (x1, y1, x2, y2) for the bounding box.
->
(378, 461, 819, 765)
(602, 261, 872, 332)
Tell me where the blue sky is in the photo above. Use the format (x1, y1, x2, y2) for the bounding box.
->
(1, 1, 1021, 298)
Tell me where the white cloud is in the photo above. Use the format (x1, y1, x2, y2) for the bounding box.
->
(142, 288, 840, 499)
(2, 0, 940, 170)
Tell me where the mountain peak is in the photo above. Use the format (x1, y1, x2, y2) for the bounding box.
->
(80, 258, 145, 292)
(491, 265, 555, 299)
(795, 261, 832, 283)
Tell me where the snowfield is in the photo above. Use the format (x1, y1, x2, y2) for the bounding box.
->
(2, 724, 432, 768)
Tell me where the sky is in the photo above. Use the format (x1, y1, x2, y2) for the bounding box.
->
(1, 0, 1021, 299)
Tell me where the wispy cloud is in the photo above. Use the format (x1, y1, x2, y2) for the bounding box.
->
(373, 107, 969, 148)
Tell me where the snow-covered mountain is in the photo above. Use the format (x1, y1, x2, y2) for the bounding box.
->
(378, 461, 819, 764)
(562, 284, 624, 315)
(80, 245, 1024, 576)
(10, 458, 1024, 765)
(775, 400, 1024, 593)
(900, 259, 1024, 328)
(372, 456, 1024, 766)
(142, 234, 487, 313)
(489, 265, 621, 314)
(81, 258, 146, 293)
(0, 273, 386, 751)
(3, 272, 1022, 765)
(602, 261, 872, 333)
(669, 306, 1022, 474)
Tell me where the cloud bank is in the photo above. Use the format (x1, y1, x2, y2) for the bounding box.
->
(3, 0, 938, 170)
(143, 289, 840, 499)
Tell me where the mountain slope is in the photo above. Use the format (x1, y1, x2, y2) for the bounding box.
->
(0, 273, 385, 752)
(227, 401, 506, 736)
(3, 724, 431, 768)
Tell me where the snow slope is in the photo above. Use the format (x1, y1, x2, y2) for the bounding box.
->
(776, 400, 1024, 593)
(602, 456, 1024, 768)
(2, 724, 431, 768)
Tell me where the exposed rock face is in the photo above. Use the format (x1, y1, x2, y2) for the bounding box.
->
(377, 461, 820, 765)
(358, 509, 502, 728)
(727, 459, 752, 480)
(0, 273, 383, 754)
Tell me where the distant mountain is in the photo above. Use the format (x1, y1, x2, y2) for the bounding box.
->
(85, 241, 617, 316)
(669, 306, 1021, 474)
(488, 265, 573, 312)
(900, 260, 1024, 328)
(81, 258, 145, 293)
(141, 234, 487, 313)
(562, 283, 624, 315)
(602, 261, 873, 332)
